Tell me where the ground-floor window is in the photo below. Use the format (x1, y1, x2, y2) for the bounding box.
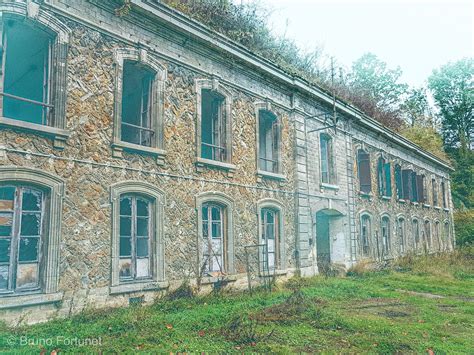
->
(119, 195, 152, 281)
(202, 203, 226, 274)
(261, 208, 280, 270)
(0, 185, 45, 292)
(360, 214, 371, 256)
(397, 217, 406, 253)
(381, 216, 390, 255)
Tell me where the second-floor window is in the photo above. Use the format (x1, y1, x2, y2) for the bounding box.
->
(258, 110, 280, 173)
(432, 178, 438, 206)
(201, 89, 227, 162)
(395, 164, 403, 199)
(0, 18, 53, 125)
(121, 61, 155, 147)
(320, 134, 335, 184)
(357, 149, 371, 193)
(377, 156, 392, 197)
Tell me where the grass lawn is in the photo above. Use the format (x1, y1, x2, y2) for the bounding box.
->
(1, 251, 473, 353)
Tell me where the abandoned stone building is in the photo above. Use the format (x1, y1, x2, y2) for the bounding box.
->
(0, 0, 454, 324)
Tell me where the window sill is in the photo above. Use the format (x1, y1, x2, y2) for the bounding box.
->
(412, 202, 419, 206)
(0, 292, 63, 310)
(260, 269, 288, 277)
(112, 141, 166, 165)
(200, 274, 238, 285)
(443, 208, 450, 212)
(434, 206, 441, 210)
(0, 116, 70, 149)
(398, 199, 406, 204)
(381, 195, 391, 201)
(321, 183, 339, 191)
(257, 170, 286, 182)
(359, 192, 372, 199)
(423, 204, 431, 208)
(109, 280, 169, 295)
(196, 157, 236, 176)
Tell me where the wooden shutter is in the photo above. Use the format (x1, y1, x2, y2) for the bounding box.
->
(384, 163, 392, 197)
(395, 165, 402, 199)
(402, 169, 410, 200)
(358, 150, 371, 193)
(416, 174, 424, 203)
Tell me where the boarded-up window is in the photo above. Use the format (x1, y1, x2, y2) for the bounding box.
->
(401, 169, 412, 200)
(261, 208, 280, 271)
(201, 89, 226, 162)
(395, 164, 402, 199)
(320, 134, 336, 184)
(0, 185, 45, 292)
(360, 214, 371, 256)
(119, 195, 152, 281)
(357, 149, 371, 193)
(121, 61, 155, 147)
(202, 203, 226, 274)
(1, 18, 53, 125)
(258, 110, 280, 173)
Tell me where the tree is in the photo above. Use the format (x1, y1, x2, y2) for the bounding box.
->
(348, 53, 408, 113)
(428, 58, 474, 152)
(401, 87, 435, 127)
(401, 126, 449, 162)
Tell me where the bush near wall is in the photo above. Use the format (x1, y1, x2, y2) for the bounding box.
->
(454, 209, 474, 247)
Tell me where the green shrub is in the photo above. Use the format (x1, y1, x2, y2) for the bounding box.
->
(454, 209, 474, 247)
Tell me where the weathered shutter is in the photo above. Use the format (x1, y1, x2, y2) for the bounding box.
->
(384, 162, 392, 197)
(416, 174, 424, 203)
(272, 118, 280, 173)
(358, 150, 371, 193)
(377, 158, 384, 195)
(395, 166, 402, 199)
(402, 169, 410, 200)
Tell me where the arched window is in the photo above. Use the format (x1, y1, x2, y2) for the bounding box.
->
(443, 222, 450, 250)
(320, 133, 336, 184)
(357, 149, 371, 193)
(0, 8, 69, 148)
(196, 192, 234, 276)
(0, 167, 64, 299)
(112, 49, 166, 159)
(196, 79, 233, 165)
(412, 219, 420, 250)
(260, 208, 280, 270)
(434, 221, 440, 251)
(397, 217, 406, 253)
(360, 214, 371, 256)
(381, 216, 391, 255)
(110, 181, 165, 291)
(432, 178, 439, 207)
(258, 109, 281, 174)
(424, 220, 431, 250)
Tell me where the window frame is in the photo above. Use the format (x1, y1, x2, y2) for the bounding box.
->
(319, 133, 336, 186)
(195, 79, 234, 172)
(380, 215, 391, 256)
(257, 199, 286, 272)
(256, 102, 283, 178)
(357, 149, 372, 194)
(112, 48, 166, 162)
(397, 216, 406, 254)
(359, 213, 372, 257)
(110, 181, 165, 293)
(0, 166, 64, 305)
(412, 218, 420, 251)
(0, 5, 70, 149)
(196, 192, 235, 277)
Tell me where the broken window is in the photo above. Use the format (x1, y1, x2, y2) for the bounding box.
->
(416, 174, 426, 203)
(432, 178, 438, 206)
(119, 195, 152, 281)
(320, 134, 335, 184)
(360, 214, 371, 256)
(395, 164, 402, 200)
(261, 208, 280, 271)
(258, 110, 280, 173)
(0, 18, 54, 125)
(397, 217, 406, 254)
(201, 89, 227, 162)
(412, 219, 420, 249)
(357, 149, 371, 193)
(381, 216, 390, 255)
(202, 203, 225, 274)
(121, 61, 155, 147)
(0, 185, 44, 292)
(377, 157, 392, 197)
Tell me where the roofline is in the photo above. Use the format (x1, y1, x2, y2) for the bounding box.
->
(132, 0, 454, 171)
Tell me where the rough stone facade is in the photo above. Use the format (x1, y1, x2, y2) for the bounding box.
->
(0, 0, 454, 325)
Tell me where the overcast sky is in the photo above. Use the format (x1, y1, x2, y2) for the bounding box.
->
(258, 0, 473, 87)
